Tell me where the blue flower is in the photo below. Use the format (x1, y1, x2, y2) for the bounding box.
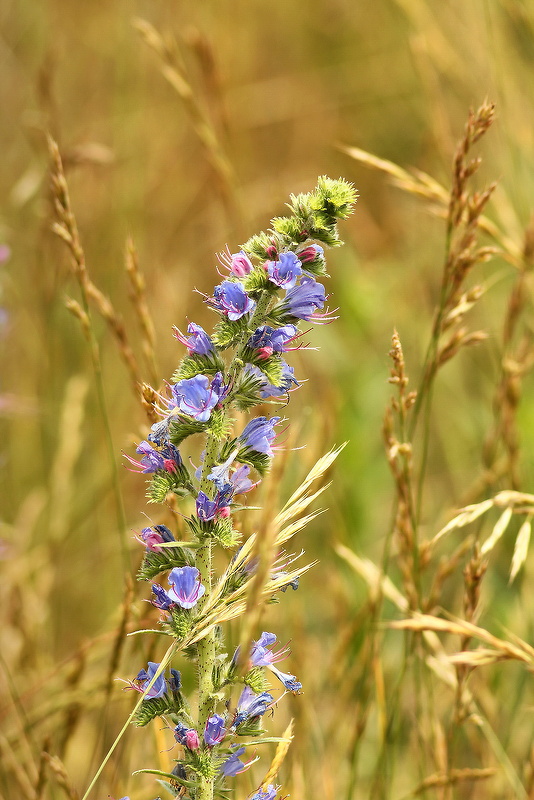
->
(170, 374, 222, 422)
(282, 275, 327, 320)
(248, 786, 278, 800)
(250, 632, 282, 666)
(126, 441, 183, 475)
(269, 665, 303, 694)
(151, 583, 173, 609)
(249, 633, 302, 694)
(209, 281, 256, 320)
(139, 523, 175, 552)
(228, 464, 255, 494)
(266, 252, 302, 289)
(247, 325, 298, 356)
(124, 441, 164, 473)
(169, 668, 181, 692)
(232, 686, 274, 729)
(206, 457, 257, 498)
(195, 489, 231, 522)
(167, 566, 206, 608)
(238, 416, 281, 457)
(220, 746, 247, 776)
(173, 322, 214, 355)
(134, 662, 167, 698)
(246, 362, 299, 398)
(204, 713, 227, 745)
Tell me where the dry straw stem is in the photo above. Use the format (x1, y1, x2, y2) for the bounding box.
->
(401, 767, 496, 798)
(81, 641, 179, 800)
(390, 614, 534, 668)
(104, 575, 134, 697)
(0, 731, 38, 799)
(481, 220, 534, 493)
(432, 490, 534, 581)
(340, 127, 522, 267)
(260, 719, 294, 789)
(41, 753, 79, 800)
(134, 447, 343, 652)
(133, 18, 243, 231)
(339, 544, 529, 797)
(48, 137, 145, 406)
(48, 375, 88, 544)
(383, 331, 420, 608)
(124, 238, 158, 388)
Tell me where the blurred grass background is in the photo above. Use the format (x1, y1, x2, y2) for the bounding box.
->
(3, 1, 534, 799)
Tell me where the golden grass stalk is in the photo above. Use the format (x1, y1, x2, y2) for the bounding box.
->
(260, 719, 294, 789)
(389, 614, 534, 667)
(124, 238, 158, 388)
(49, 137, 145, 407)
(133, 18, 243, 232)
(402, 767, 497, 798)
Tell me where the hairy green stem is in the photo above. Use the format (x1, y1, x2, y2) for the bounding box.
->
(196, 433, 221, 800)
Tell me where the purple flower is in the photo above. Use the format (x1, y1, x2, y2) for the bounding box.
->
(151, 583, 173, 610)
(247, 325, 298, 357)
(282, 276, 327, 320)
(219, 746, 251, 777)
(139, 524, 175, 552)
(232, 686, 274, 728)
(196, 490, 231, 522)
(174, 722, 200, 750)
(170, 374, 222, 422)
(249, 633, 302, 693)
(269, 665, 302, 694)
(238, 417, 281, 457)
(196, 491, 218, 522)
(173, 322, 214, 356)
(209, 281, 256, 320)
(124, 441, 164, 473)
(248, 787, 278, 800)
(133, 662, 167, 698)
(210, 371, 230, 404)
(125, 441, 183, 474)
(228, 465, 255, 494)
(204, 713, 227, 745)
(250, 632, 284, 666)
(246, 362, 299, 398)
(167, 566, 206, 608)
(266, 252, 302, 289)
(169, 668, 182, 691)
(207, 457, 257, 497)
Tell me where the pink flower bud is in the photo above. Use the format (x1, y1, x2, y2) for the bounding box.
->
(218, 506, 231, 519)
(256, 346, 273, 360)
(185, 729, 200, 750)
(230, 251, 253, 277)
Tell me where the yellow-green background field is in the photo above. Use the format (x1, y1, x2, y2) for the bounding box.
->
(3, 2, 534, 799)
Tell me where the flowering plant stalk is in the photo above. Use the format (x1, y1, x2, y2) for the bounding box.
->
(121, 177, 356, 800)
